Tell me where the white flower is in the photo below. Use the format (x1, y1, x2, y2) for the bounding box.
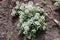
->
(40, 8, 44, 12)
(27, 35, 31, 39)
(28, 6, 33, 11)
(40, 16, 45, 20)
(34, 13, 40, 19)
(54, 0, 60, 8)
(27, 36, 31, 39)
(43, 26, 46, 30)
(23, 26, 29, 34)
(54, 2, 59, 7)
(18, 11, 21, 15)
(28, 19, 33, 24)
(19, 12, 24, 23)
(16, 1, 20, 5)
(21, 22, 26, 27)
(24, 1, 34, 11)
(28, 1, 33, 6)
(23, 31, 27, 34)
(11, 9, 16, 16)
(15, 5, 19, 9)
(32, 29, 36, 33)
(25, 5, 33, 11)
(18, 11, 24, 15)
(20, 3, 25, 10)
(34, 21, 40, 25)
(19, 11, 24, 18)
(37, 26, 40, 30)
(20, 11, 24, 15)
(19, 18, 23, 23)
(36, 3, 39, 6)
(15, 1, 21, 9)
(24, 26, 29, 30)
(24, 9, 29, 14)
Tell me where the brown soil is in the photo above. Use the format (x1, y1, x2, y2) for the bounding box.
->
(0, 0, 60, 40)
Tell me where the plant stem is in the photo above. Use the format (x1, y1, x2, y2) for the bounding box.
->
(7, 31, 11, 40)
(53, 19, 60, 27)
(46, 14, 60, 27)
(24, 37, 27, 40)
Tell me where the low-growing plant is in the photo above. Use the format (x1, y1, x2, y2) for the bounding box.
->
(54, 0, 60, 8)
(11, 1, 47, 40)
(54, 0, 60, 27)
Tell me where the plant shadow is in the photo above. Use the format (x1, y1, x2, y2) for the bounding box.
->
(36, 30, 46, 40)
(11, 16, 19, 24)
(54, 8, 60, 15)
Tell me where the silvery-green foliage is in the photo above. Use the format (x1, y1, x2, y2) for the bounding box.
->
(11, 9, 17, 16)
(11, 1, 46, 40)
(54, 0, 60, 8)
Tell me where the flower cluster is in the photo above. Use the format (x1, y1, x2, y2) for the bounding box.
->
(54, 0, 60, 8)
(11, 1, 46, 40)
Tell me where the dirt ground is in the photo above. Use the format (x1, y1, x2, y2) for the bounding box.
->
(0, 0, 60, 40)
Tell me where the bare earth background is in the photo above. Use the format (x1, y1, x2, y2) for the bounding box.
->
(0, 0, 60, 40)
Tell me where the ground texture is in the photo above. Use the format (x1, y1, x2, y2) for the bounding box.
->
(0, 0, 60, 40)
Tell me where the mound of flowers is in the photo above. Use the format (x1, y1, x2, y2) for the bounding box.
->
(11, 1, 47, 40)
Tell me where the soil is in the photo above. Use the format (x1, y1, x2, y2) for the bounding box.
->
(0, 0, 60, 40)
